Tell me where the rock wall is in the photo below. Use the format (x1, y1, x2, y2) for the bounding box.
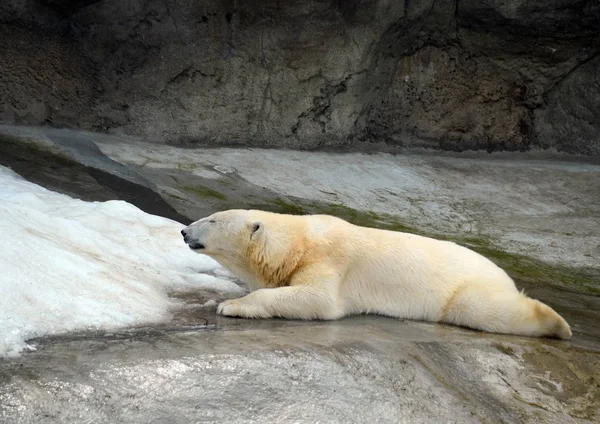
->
(1, 0, 599, 154)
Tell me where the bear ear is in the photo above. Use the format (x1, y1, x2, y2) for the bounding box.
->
(250, 221, 263, 237)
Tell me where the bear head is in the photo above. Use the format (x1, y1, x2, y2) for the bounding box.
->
(181, 209, 306, 286)
(181, 209, 262, 258)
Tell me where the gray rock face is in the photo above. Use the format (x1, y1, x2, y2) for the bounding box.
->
(0, 0, 599, 154)
(535, 53, 600, 156)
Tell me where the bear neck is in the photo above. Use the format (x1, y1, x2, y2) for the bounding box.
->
(246, 230, 306, 288)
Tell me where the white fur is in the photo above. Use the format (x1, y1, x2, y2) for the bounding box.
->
(183, 210, 572, 339)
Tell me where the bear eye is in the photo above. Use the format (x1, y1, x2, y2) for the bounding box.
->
(209, 220, 216, 223)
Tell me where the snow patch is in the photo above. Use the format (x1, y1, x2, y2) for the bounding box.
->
(0, 166, 240, 357)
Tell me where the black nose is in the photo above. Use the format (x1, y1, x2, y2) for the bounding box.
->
(181, 229, 187, 237)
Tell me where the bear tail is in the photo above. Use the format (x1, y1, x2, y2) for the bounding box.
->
(528, 297, 572, 340)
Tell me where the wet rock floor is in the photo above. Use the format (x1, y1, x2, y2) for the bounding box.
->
(0, 126, 599, 423)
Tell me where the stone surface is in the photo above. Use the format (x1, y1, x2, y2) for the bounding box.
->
(0, 0, 599, 154)
(1, 315, 599, 423)
(0, 125, 599, 423)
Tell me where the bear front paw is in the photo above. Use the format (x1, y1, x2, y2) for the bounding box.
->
(216, 299, 271, 319)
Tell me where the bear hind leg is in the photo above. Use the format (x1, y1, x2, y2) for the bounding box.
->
(441, 285, 572, 339)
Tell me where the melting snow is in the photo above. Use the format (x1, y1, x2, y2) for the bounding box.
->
(0, 166, 242, 357)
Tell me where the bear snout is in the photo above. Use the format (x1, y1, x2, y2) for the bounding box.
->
(188, 242, 205, 250)
(181, 228, 205, 250)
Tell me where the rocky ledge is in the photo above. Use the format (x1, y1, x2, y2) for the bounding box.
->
(1, 125, 599, 423)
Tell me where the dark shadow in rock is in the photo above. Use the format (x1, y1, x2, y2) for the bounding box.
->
(0, 127, 191, 224)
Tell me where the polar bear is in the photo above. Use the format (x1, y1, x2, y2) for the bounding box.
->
(181, 209, 572, 339)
